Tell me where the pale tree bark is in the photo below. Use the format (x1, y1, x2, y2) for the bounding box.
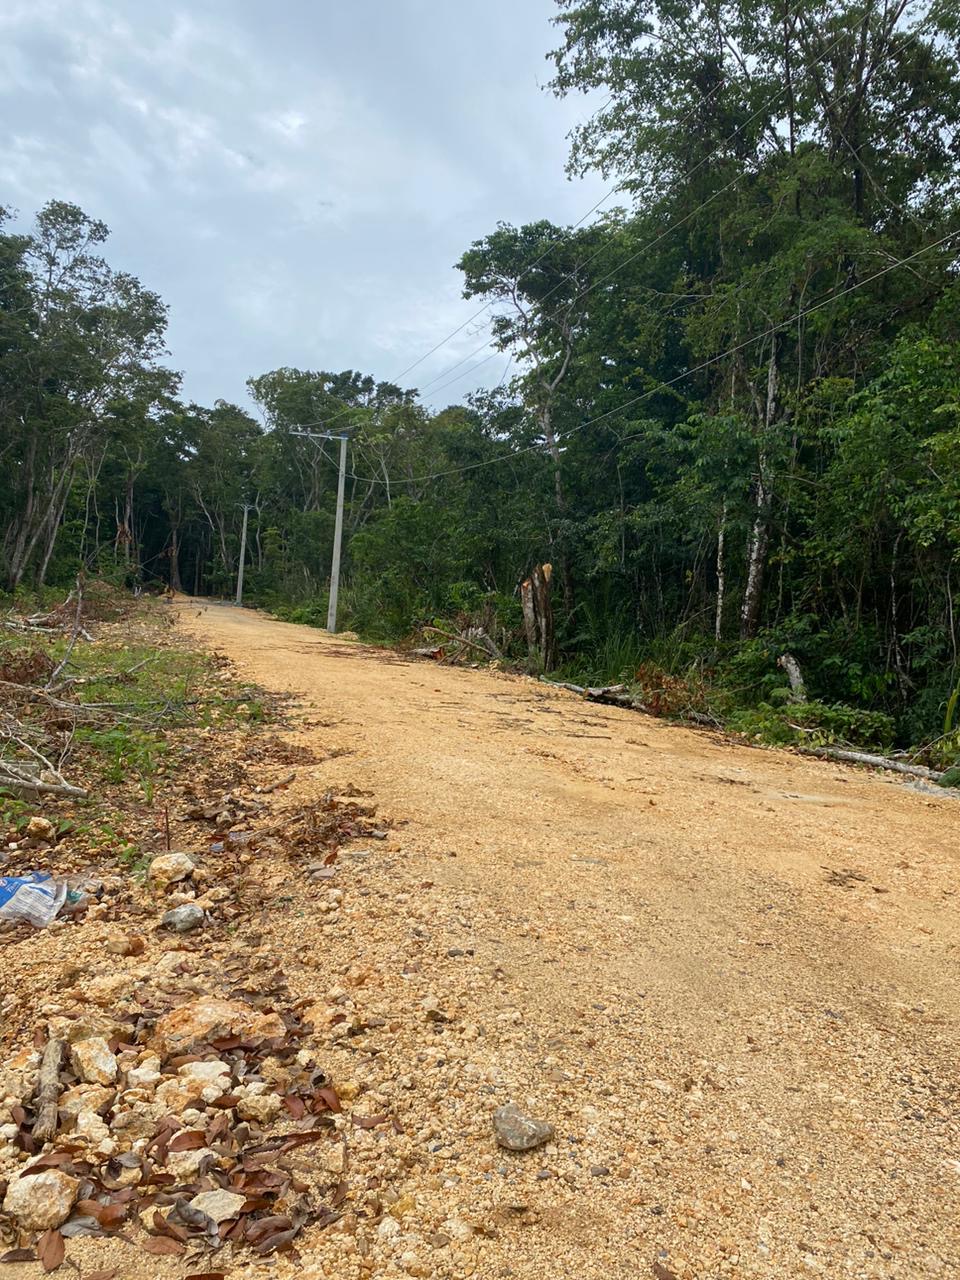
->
(520, 563, 556, 670)
(740, 346, 779, 638)
(715, 500, 727, 642)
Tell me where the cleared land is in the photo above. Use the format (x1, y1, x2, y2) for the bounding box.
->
(170, 600, 960, 1279)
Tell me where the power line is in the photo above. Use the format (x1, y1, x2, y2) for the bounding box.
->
(337, 227, 960, 488)
(271, 54, 759, 433)
(411, 25, 897, 399)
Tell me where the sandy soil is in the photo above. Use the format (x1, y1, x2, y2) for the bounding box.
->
(172, 600, 960, 1279)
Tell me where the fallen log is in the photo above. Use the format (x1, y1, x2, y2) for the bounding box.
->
(802, 746, 943, 781)
(0, 762, 87, 799)
(32, 1038, 65, 1143)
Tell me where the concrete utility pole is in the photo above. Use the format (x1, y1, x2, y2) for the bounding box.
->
(327, 433, 348, 632)
(235, 502, 251, 606)
(291, 430, 350, 633)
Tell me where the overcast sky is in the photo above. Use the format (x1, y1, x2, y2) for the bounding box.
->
(0, 0, 611, 415)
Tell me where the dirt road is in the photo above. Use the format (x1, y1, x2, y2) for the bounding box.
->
(177, 601, 960, 1278)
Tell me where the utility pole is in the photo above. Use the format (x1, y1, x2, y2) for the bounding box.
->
(235, 502, 250, 606)
(291, 430, 350, 633)
(327, 433, 348, 632)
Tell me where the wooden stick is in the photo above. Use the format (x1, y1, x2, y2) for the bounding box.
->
(32, 1038, 65, 1143)
(46, 577, 85, 690)
(259, 771, 296, 794)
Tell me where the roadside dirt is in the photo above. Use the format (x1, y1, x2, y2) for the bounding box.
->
(168, 600, 960, 1279)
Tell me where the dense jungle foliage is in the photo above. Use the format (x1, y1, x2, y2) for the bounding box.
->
(3, 0, 960, 756)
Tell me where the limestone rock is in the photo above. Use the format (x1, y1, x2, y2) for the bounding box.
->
(70, 1037, 117, 1085)
(59, 1083, 113, 1121)
(179, 1059, 230, 1088)
(236, 1090, 282, 1125)
(148, 852, 195, 889)
(152, 996, 285, 1055)
(153, 1077, 204, 1113)
(492, 1102, 555, 1151)
(49, 1014, 125, 1045)
(161, 903, 205, 932)
(25, 816, 55, 842)
(166, 1146, 217, 1178)
(81, 974, 130, 1006)
(3, 1167, 79, 1230)
(126, 1055, 162, 1088)
(188, 1189, 246, 1223)
(109, 1109, 155, 1140)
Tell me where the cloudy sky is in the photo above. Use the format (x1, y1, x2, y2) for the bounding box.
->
(0, 0, 611, 414)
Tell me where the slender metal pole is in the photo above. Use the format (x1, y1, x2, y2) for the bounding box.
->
(235, 503, 249, 606)
(327, 436, 348, 632)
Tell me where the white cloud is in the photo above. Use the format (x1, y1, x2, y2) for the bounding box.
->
(0, 0, 609, 409)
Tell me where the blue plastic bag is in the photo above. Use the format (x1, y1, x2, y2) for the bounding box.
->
(0, 873, 67, 927)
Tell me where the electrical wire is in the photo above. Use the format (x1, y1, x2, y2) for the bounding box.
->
(335, 226, 960, 486)
(279, 45, 766, 432)
(411, 24, 920, 399)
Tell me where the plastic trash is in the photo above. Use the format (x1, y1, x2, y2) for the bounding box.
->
(0, 873, 67, 927)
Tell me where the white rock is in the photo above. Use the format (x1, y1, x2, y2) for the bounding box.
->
(443, 1217, 474, 1242)
(2, 1168, 79, 1230)
(178, 1059, 230, 1086)
(126, 1056, 162, 1088)
(59, 1083, 113, 1120)
(75, 1109, 111, 1145)
(26, 817, 56, 841)
(70, 1037, 117, 1086)
(188, 1189, 246, 1223)
(166, 1146, 217, 1178)
(154, 1077, 204, 1113)
(236, 1091, 282, 1125)
(148, 852, 195, 888)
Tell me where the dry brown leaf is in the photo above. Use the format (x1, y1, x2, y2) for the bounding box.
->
(244, 1214, 292, 1244)
(37, 1229, 64, 1273)
(315, 1086, 341, 1113)
(352, 1113, 388, 1129)
(652, 1264, 679, 1280)
(168, 1129, 207, 1152)
(141, 1236, 185, 1256)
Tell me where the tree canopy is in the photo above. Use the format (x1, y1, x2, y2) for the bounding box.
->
(3, 0, 960, 755)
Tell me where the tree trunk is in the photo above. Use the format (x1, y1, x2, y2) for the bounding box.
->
(740, 479, 771, 638)
(740, 348, 779, 638)
(520, 563, 556, 670)
(169, 526, 183, 593)
(777, 652, 806, 702)
(715, 502, 727, 642)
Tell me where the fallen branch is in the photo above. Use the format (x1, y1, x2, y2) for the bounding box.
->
(32, 1038, 65, 1143)
(46, 576, 85, 690)
(259, 772, 296, 794)
(802, 746, 943, 781)
(544, 680, 586, 694)
(422, 626, 499, 659)
(0, 761, 87, 799)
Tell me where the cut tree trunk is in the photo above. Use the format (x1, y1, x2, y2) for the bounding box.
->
(520, 564, 556, 669)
